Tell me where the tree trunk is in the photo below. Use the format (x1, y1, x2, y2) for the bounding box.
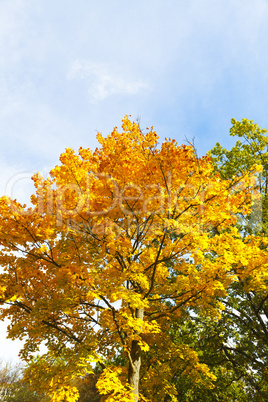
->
(128, 308, 143, 401)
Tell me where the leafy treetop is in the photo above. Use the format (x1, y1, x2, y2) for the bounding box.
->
(0, 116, 266, 401)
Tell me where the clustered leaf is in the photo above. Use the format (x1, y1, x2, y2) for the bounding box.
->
(0, 116, 267, 401)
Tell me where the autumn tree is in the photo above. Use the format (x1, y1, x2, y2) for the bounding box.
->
(0, 116, 263, 401)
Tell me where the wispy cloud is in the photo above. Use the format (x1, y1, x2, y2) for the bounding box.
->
(67, 60, 149, 103)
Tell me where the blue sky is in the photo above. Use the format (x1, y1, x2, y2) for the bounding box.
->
(1, 0, 268, 362)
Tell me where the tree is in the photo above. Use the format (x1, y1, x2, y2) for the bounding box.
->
(73, 371, 102, 402)
(205, 118, 268, 399)
(0, 116, 262, 401)
(208, 118, 268, 235)
(0, 359, 46, 402)
(139, 311, 250, 401)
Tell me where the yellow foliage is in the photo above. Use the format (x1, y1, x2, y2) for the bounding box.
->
(0, 116, 266, 401)
(96, 367, 136, 401)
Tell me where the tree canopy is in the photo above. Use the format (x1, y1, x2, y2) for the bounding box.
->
(0, 116, 267, 401)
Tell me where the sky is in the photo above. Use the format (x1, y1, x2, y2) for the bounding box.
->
(1, 0, 268, 363)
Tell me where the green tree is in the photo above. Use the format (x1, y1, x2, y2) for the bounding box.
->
(0, 360, 47, 402)
(205, 118, 268, 400)
(208, 118, 268, 235)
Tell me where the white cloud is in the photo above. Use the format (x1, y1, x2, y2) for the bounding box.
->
(67, 60, 149, 103)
